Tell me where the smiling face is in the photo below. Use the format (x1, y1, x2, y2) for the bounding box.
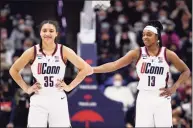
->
(40, 23, 58, 44)
(142, 30, 158, 47)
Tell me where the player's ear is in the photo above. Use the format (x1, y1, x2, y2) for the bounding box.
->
(56, 32, 58, 37)
(155, 34, 159, 40)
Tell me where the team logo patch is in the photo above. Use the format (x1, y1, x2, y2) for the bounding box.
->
(142, 54, 147, 59)
(37, 54, 43, 59)
(158, 57, 163, 63)
(55, 56, 59, 62)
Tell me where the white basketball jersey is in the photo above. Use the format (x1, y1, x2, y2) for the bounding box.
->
(136, 46, 169, 90)
(31, 44, 66, 94)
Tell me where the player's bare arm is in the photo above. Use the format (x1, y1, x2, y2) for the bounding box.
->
(160, 49, 190, 97)
(93, 49, 140, 73)
(166, 49, 190, 88)
(9, 47, 40, 94)
(57, 46, 93, 92)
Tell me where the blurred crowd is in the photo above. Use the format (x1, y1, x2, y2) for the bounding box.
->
(0, 4, 38, 128)
(0, 0, 192, 128)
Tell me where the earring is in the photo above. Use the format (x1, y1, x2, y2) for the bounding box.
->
(157, 40, 160, 46)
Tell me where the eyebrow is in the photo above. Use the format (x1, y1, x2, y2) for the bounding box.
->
(42, 28, 54, 31)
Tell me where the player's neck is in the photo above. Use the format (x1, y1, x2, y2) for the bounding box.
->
(145, 44, 160, 56)
(42, 42, 56, 51)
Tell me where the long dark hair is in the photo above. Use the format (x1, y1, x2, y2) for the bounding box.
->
(38, 20, 60, 52)
(146, 20, 163, 47)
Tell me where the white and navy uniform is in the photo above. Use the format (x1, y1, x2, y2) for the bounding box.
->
(135, 46, 172, 127)
(28, 44, 71, 127)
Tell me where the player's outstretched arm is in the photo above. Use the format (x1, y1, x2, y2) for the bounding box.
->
(160, 49, 191, 97)
(93, 49, 139, 73)
(9, 47, 40, 94)
(61, 46, 93, 91)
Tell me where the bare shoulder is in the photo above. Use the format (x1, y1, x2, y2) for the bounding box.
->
(22, 47, 34, 59)
(62, 45, 75, 54)
(61, 45, 77, 61)
(165, 48, 175, 55)
(165, 48, 189, 73)
(126, 48, 140, 55)
(165, 48, 179, 62)
(126, 48, 140, 61)
(132, 48, 140, 55)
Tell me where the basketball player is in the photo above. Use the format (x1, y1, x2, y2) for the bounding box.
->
(9, 20, 93, 127)
(93, 20, 190, 127)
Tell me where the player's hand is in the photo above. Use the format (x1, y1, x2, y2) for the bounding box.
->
(87, 67, 94, 76)
(26, 82, 41, 95)
(6, 123, 14, 128)
(159, 86, 177, 98)
(56, 79, 72, 92)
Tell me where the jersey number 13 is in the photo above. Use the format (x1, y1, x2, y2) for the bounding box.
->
(148, 76, 155, 86)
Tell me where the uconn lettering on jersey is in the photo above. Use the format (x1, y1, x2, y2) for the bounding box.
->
(37, 63, 60, 74)
(140, 62, 164, 75)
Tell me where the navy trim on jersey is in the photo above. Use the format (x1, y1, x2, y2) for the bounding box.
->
(60, 45, 67, 65)
(165, 72, 169, 88)
(52, 43, 58, 56)
(40, 43, 58, 56)
(32, 76, 37, 84)
(164, 47, 170, 66)
(30, 45, 36, 65)
(41, 49, 46, 56)
(145, 46, 161, 57)
(29, 77, 37, 97)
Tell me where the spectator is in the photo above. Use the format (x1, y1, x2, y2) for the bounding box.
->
(170, 0, 192, 39)
(115, 25, 138, 56)
(112, 0, 125, 21)
(98, 30, 115, 55)
(131, 1, 147, 24)
(23, 38, 34, 51)
(158, 7, 170, 24)
(14, 89, 29, 128)
(0, 82, 16, 128)
(180, 31, 192, 71)
(20, 64, 33, 86)
(97, 10, 107, 22)
(9, 18, 38, 51)
(1, 28, 16, 66)
(97, 48, 115, 85)
(125, 103, 136, 128)
(161, 20, 181, 55)
(104, 73, 135, 112)
(0, 4, 11, 33)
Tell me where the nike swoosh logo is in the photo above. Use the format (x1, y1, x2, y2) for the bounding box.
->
(61, 97, 65, 99)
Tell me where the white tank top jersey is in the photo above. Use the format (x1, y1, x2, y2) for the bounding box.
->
(30, 44, 67, 96)
(136, 46, 169, 91)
